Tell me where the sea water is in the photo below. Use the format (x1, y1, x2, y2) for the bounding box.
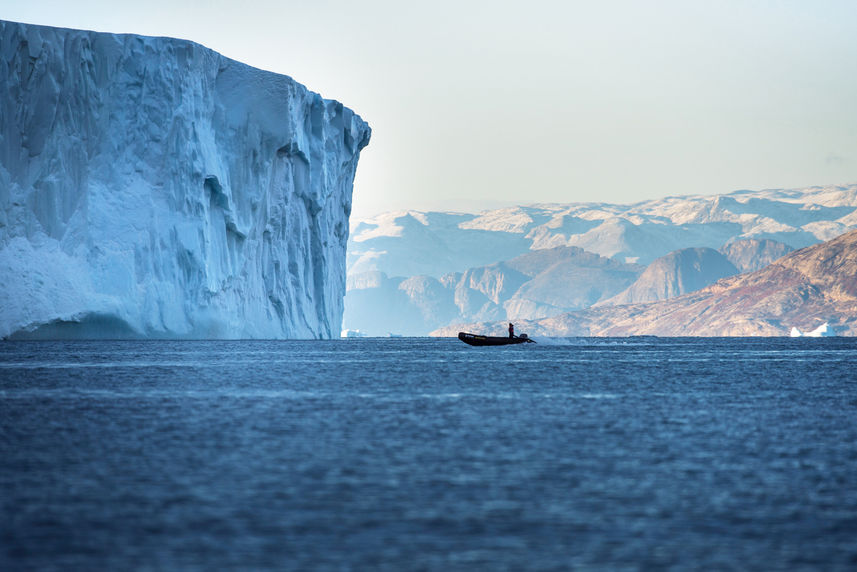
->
(2, 337, 856, 570)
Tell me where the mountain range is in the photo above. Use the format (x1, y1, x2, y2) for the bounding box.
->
(345, 184, 857, 336)
(434, 229, 857, 337)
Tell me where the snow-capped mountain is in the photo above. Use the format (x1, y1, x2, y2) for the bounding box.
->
(348, 184, 857, 278)
(0, 20, 370, 339)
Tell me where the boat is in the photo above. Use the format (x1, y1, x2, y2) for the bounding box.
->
(458, 332, 536, 346)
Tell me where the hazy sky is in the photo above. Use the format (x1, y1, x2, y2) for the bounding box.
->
(2, 0, 856, 217)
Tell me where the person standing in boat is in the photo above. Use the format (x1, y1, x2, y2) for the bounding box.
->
(508, 323, 515, 338)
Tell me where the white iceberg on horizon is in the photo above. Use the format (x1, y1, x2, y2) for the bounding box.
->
(790, 322, 836, 337)
(341, 329, 368, 338)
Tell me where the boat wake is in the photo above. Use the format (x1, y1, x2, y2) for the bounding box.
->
(528, 337, 585, 346)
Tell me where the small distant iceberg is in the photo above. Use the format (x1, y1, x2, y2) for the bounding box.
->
(790, 322, 836, 337)
(341, 329, 368, 338)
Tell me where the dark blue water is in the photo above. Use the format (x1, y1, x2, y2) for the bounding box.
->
(2, 337, 857, 570)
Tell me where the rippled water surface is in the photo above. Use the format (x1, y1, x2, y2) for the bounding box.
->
(2, 337, 857, 570)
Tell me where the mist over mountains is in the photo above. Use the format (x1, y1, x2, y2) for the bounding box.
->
(345, 184, 857, 336)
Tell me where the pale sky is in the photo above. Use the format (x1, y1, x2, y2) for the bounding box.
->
(2, 0, 856, 217)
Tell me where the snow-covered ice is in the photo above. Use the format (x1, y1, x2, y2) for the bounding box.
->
(790, 323, 836, 337)
(0, 20, 370, 338)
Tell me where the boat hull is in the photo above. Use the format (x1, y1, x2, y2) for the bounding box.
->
(458, 332, 532, 346)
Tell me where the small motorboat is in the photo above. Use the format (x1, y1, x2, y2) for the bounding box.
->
(458, 332, 536, 346)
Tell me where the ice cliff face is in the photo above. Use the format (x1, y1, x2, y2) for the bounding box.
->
(0, 20, 370, 338)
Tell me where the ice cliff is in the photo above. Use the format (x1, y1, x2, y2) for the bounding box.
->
(0, 20, 370, 338)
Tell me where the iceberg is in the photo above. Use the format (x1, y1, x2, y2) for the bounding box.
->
(790, 323, 836, 337)
(340, 329, 369, 338)
(0, 20, 370, 339)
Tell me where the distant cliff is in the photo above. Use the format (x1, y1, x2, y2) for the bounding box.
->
(599, 247, 738, 306)
(719, 238, 794, 273)
(435, 229, 857, 337)
(0, 20, 370, 338)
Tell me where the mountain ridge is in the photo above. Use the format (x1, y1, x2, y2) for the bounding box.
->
(346, 185, 857, 336)
(432, 229, 857, 337)
(598, 247, 738, 306)
(349, 184, 857, 280)
(344, 245, 642, 335)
